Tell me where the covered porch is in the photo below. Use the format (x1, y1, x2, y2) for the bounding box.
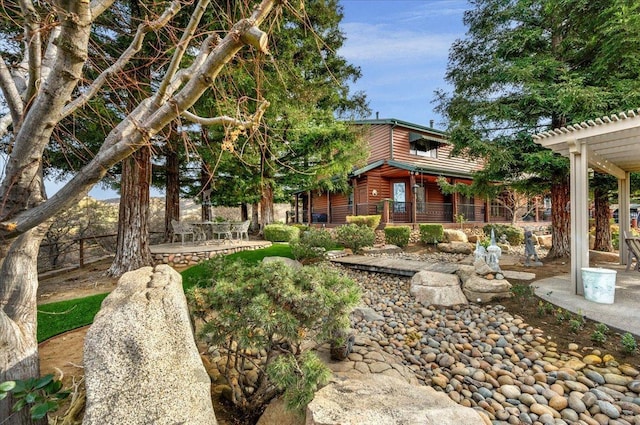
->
(533, 109, 640, 295)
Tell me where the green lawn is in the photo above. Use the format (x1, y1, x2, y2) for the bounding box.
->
(37, 244, 294, 342)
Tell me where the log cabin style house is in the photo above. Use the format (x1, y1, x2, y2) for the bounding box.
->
(292, 118, 542, 227)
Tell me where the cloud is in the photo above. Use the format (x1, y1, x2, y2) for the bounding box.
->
(340, 21, 457, 63)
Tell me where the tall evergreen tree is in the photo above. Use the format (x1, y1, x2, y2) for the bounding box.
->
(436, 0, 640, 257)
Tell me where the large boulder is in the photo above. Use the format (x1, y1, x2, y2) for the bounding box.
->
(537, 234, 552, 249)
(443, 229, 468, 243)
(459, 273, 512, 303)
(410, 270, 467, 306)
(83, 265, 216, 425)
(437, 241, 473, 254)
(306, 373, 490, 425)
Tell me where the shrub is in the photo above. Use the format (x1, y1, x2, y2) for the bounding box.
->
(384, 225, 411, 248)
(290, 223, 310, 233)
(482, 224, 524, 245)
(335, 224, 376, 253)
(0, 374, 70, 420)
(187, 261, 360, 418)
(590, 330, 606, 345)
(419, 224, 444, 244)
(290, 228, 335, 263)
(621, 332, 638, 354)
(263, 224, 300, 242)
(346, 215, 381, 229)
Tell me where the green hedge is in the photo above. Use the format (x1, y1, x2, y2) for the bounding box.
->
(346, 215, 381, 229)
(384, 225, 411, 248)
(264, 224, 300, 242)
(482, 224, 524, 245)
(419, 224, 444, 244)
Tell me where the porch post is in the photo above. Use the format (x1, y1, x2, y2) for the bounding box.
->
(619, 172, 631, 265)
(451, 179, 458, 223)
(295, 194, 299, 223)
(484, 199, 490, 223)
(569, 140, 589, 296)
(307, 190, 312, 224)
(410, 173, 417, 223)
(382, 199, 390, 224)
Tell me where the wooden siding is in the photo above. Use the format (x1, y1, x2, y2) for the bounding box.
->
(364, 125, 392, 163)
(330, 192, 349, 206)
(313, 193, 328, 211)
(390, 126, 483, 175)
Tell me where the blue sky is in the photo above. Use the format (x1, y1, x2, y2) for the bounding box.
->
(339, 0, 470, 128)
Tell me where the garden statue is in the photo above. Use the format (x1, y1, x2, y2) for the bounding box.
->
(485, 229, 502, 272)
(524, 230, 542, 267)
(474, 240, 487, 261)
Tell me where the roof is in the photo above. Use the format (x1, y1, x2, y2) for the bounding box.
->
(532, 109, 640, 177)
(350, 118, 448, 137)
(350, 159, 475, 179)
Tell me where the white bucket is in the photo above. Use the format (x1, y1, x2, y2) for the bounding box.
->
(581, 267, 616, 304)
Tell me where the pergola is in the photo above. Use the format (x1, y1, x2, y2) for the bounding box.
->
(533, 110, 640, 295)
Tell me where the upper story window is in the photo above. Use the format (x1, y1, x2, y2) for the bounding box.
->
(409, 132, 438, 158)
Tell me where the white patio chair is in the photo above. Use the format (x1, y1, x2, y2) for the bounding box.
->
(210, 222, 232, 242)
(171, 219, 195, 245)
(231, 220, 251, 240)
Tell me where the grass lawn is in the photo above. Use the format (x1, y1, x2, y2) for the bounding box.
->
(37, 244, 294, 342)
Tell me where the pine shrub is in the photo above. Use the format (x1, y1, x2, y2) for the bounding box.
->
(335, 224, 376, 253)
(482, 224, 524, 245)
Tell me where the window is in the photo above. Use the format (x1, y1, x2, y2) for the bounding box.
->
(409, 132, 438, 157)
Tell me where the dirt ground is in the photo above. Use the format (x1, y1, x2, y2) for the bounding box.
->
(37, 250, 639, 422)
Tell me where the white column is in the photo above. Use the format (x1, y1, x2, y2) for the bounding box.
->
(619, 172, 631, 265)
(569, 140, 589, 295)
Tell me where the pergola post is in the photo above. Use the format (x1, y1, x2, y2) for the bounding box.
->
(569, 140, 589, 295)
(619, 172, 631, 265)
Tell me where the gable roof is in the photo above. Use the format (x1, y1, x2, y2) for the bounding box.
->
(350, 118, 448, 137)
(350, 159, 475, 179)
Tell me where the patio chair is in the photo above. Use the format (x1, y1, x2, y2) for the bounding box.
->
(623, 231, 640, 272)
(231, 220, 251, 241)
(171, 219, 195, 245)
(210, 222, 232, 242)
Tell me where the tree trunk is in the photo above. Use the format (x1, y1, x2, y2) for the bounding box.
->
(165, 146, 180, 242)
(0, 229, 48, 425)
(547, 177, 571, 258)
(260, 180, 275, 227)
(251, 203, 260, 233)
(107, 146, 153, 277)
(241, 203, 248, 221)
(593, 187, 613, 251)
(200, 164, 213, 222)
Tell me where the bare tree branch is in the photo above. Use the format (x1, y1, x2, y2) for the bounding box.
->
(61, 1, 182, 120)
(181, 99, 269, 129)
(18, 0, 41, 105)
(0, 56, 23, 125)
(90, 0, 117, 19)
(0, 0, 280, 237)
(155, 0, 211, 106)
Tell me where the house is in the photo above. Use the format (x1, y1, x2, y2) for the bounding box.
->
(292, 118, 540, 226)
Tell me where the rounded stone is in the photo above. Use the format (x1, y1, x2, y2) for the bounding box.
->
(596, 400, 620, 419)
(500, 384, 521, 399)
(549, 395, 568, 411)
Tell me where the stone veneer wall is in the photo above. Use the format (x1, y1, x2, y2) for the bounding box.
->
(152, 243, 272, 268)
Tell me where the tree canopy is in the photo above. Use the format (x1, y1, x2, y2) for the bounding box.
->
(436, 0, 640, 257)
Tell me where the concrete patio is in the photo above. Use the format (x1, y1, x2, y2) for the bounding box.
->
(534, 264, 640, 338)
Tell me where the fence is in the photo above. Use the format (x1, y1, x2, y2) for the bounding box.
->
(38, 232, 165, 274)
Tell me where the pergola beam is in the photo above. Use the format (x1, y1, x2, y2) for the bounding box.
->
(586, 146, 626, 179)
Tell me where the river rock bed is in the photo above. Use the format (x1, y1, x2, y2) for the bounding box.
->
(339, 266, 640, 425)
